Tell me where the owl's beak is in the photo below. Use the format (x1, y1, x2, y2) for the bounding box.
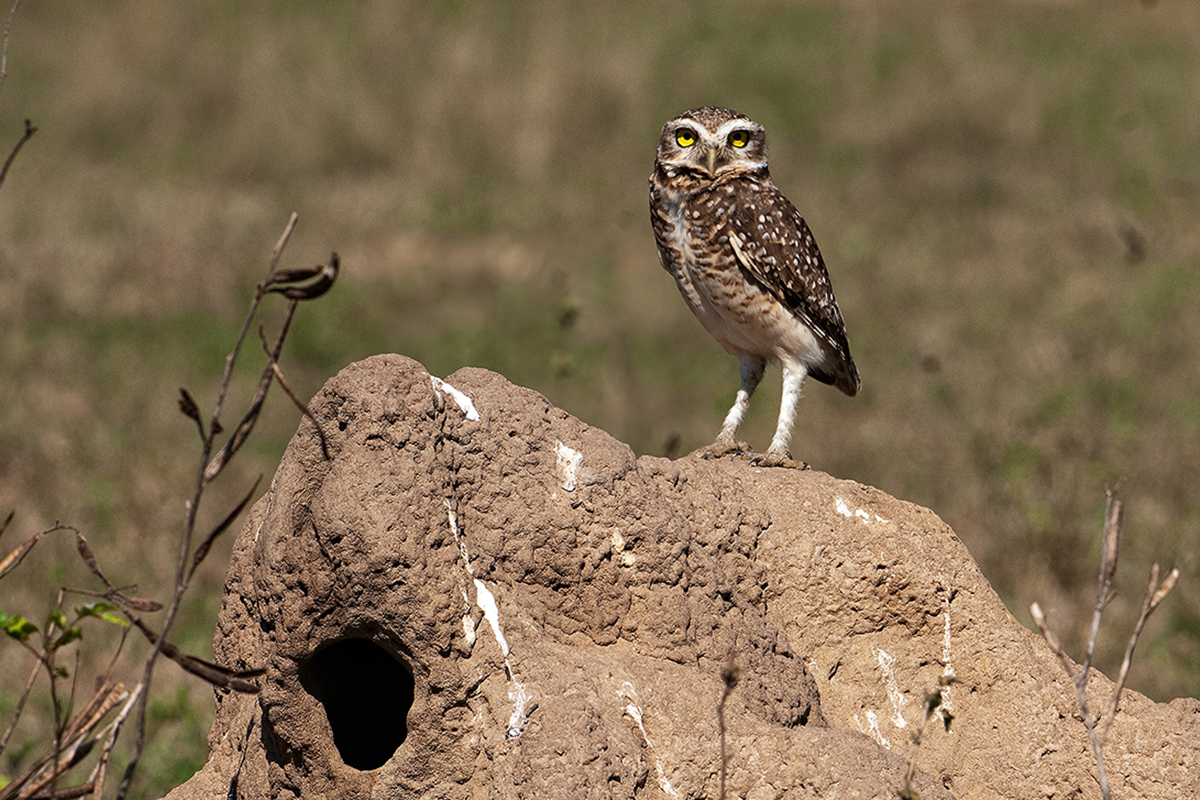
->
(705, 147, 718, 175)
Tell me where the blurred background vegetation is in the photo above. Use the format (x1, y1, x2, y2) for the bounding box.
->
(0, 1, 1197, 795)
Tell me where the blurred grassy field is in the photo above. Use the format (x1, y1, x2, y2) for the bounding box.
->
(1, 1, 1198, 795)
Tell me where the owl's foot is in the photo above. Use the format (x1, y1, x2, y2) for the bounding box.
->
(693, 436, 750, 460)
(749, 450, 809, 470)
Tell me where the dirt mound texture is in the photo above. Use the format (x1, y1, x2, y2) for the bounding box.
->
(164, 355, 1198, 800)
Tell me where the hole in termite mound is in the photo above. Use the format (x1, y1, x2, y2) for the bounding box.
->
(299, 637, 414, 770)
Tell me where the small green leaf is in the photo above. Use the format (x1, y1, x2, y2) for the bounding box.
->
(76, 601, 118, 618)
(49, 608, 69, 630)
(3, 614, 37, 641)
(99, 611, 129, 627)
(54, 666, 68, 678)
(54, 627, 83, 648)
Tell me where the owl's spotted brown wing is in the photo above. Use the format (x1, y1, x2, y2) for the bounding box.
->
(724, 181, 860, 396)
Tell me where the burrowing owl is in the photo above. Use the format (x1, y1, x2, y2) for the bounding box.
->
(649, 106, 859, 466)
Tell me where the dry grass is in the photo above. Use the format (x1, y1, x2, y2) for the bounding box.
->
(0, 1, 1198, 794)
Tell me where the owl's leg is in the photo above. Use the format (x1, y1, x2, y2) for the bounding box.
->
(757, 360, 808, 467)
(703, 355, 765, 458)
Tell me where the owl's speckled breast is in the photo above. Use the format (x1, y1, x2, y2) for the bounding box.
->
(652, 178, 823, 368)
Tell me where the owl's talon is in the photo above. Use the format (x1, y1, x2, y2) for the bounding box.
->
(693, 439, 750, 460)
(750, 452, 809, 470)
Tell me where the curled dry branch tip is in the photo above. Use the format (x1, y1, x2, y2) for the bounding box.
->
(1100, 493, 1122, 591)
(0, 116, 36, 191)
(177, 387, 205, 441)
(265, 252, 340, 300)
(74, 533, 162, 613)
(1149, 566, 1179, 611)
(0, 528, 47, 580)
(177, 388, 200, 423)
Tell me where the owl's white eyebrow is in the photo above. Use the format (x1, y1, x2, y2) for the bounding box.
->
(713, 119, 761, 139)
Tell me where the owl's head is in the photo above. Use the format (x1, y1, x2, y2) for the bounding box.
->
(654, 107, 767, 180)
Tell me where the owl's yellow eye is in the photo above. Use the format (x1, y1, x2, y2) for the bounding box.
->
(675, 128, 697, 148)
(728, 130, 750, 148)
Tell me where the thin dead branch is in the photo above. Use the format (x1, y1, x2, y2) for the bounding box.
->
(0, 526, 50, 579)
(1029, 487, 1179, 800)
(204, 250, 338, 484)
(0, 116, 35, 190)
(268, 350, 330, 460)
(115, 213, 328, 800)
(0, 682, 127, 800)
(74, 532, 162, 612)
(0, 658, 38, 755)
(201, 303, 292, 485)
(0, 0, 21, 94)
(0, 212, 332, 800)
(25, 782, 95, 800)
(206, 212, 298, 441)
(86, 684, 143, 800)
(0, 523, 85, 582)
(187, 476, 261, 583)
(1099, 561, 1178, 743)
(126, 617, 263, 693)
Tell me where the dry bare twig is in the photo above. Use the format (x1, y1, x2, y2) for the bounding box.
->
(0, 565, 132, 800)
(0, 1, 34, 193)
(0, 0, 22, 94)
(0, 116, 34, 190)
(0, 13, 335, 795)
(1029, 487, 1179, 800)
(0, 681, 128, 800)
(0, 526, 89, 784)
(0, 657, 38, 755)
(0, 214, 337, 800)
(114, 216, 337, 800)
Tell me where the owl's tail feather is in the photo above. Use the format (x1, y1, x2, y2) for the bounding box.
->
(811, 351, 860, 398)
